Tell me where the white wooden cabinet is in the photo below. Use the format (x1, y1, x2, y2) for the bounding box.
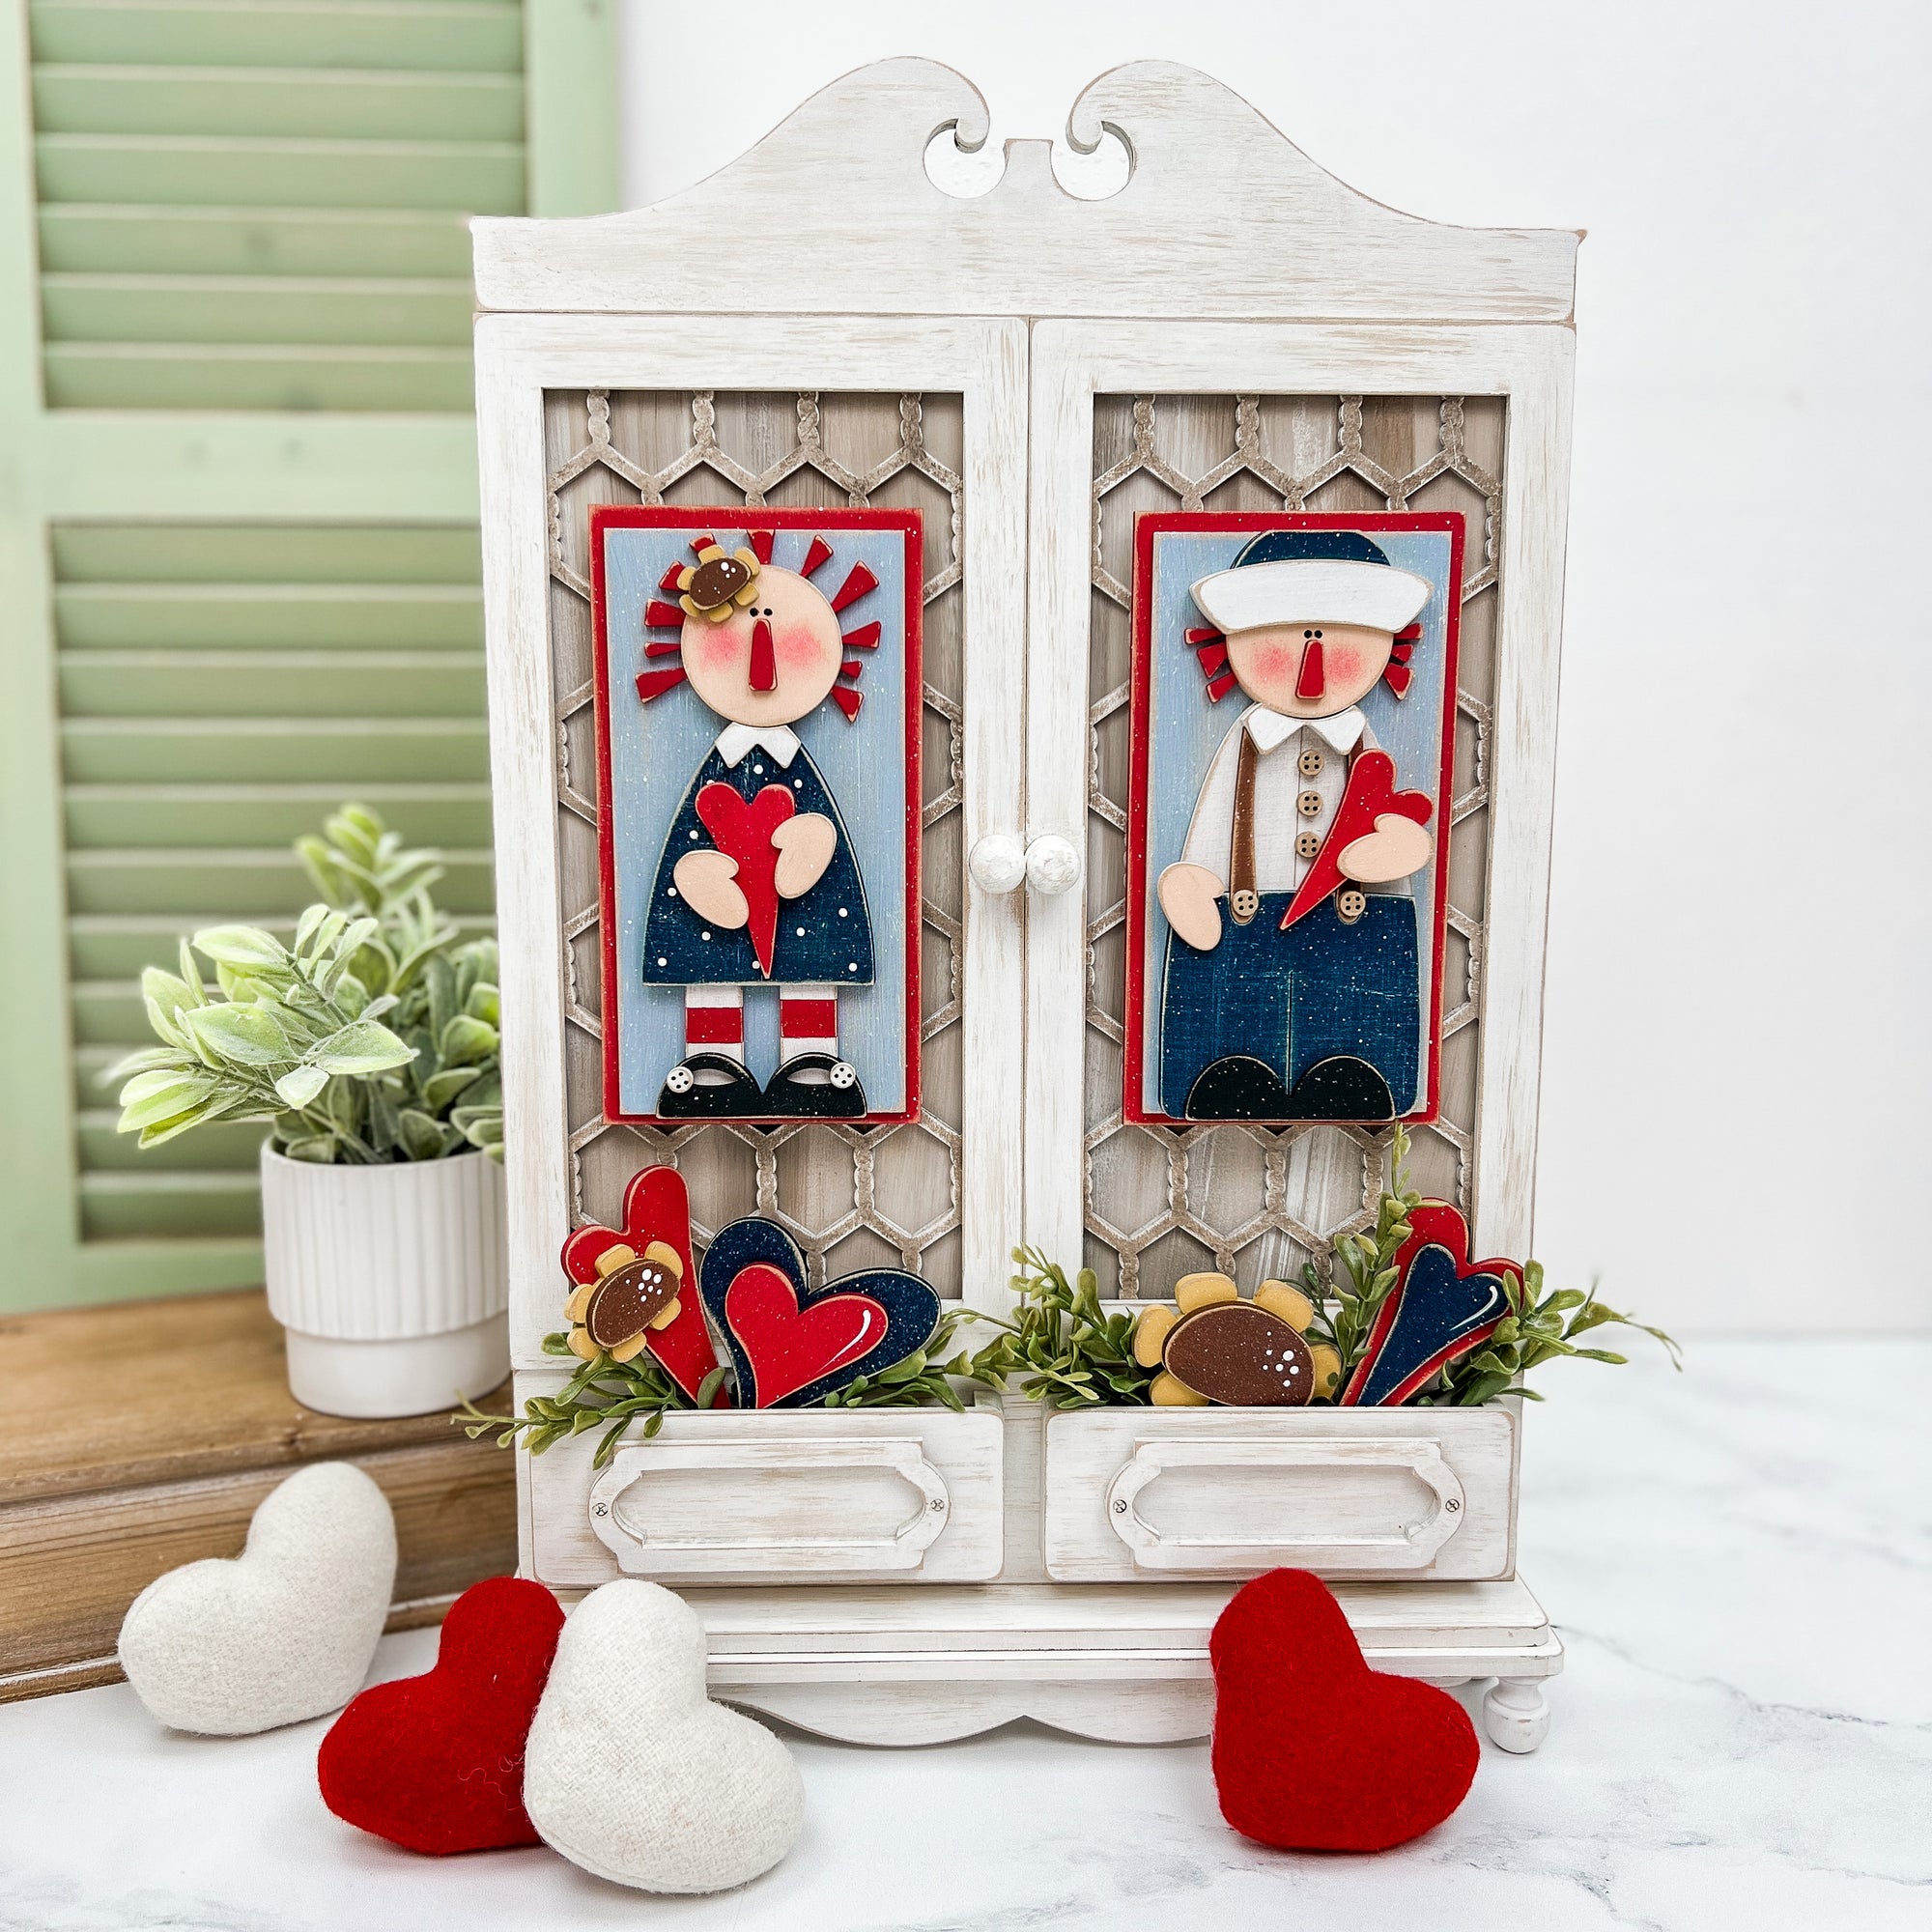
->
(473, 59, 1577, 1752)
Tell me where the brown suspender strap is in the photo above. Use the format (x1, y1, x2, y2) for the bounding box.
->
(1228, 728, 1260, 924)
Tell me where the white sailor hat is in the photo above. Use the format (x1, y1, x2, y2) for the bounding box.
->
(1192, 528, 1431, 637)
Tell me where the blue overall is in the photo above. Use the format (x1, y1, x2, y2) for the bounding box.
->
(1159, 890, 1420, 1117)
(641, 741, 874, 987)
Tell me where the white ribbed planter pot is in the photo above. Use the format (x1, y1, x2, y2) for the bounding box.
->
(260, 1145, 510, 1419)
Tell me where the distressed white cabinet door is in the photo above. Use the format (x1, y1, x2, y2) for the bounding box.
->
(1025, 321, 1574, 1293)
(475, 314, 1031, 1358)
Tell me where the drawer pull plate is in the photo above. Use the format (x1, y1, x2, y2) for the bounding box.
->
(1105, 1434, 1466, 1571)
(588, 1437, 950, 1576)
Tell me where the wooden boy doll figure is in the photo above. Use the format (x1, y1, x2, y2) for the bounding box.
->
(1156, 529, 1435, 1122)
(639, 532, 880, 1120)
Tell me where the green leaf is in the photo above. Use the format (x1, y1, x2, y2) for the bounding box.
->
(274, 1064, 328, 1109)
(421, 1065, 482, 1114)
(279, 1134, 338, 1162)
(396, 1108, 449, 1161)
(184, 1001, 293, 1067)
(313, 1019, 415, 1076)
(192, 924, 289, 969)
(438, 1013, 498, 1068)
(116, 1068, 219, 1131)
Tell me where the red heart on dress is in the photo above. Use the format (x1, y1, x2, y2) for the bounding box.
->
(317, 1577, 564, 1855)
(1209, 1569, 1479, 1852)
(695, 780, 796, 977)
(724, 1262, 889, 1405)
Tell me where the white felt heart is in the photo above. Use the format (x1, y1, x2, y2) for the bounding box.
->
(118, 1461, 396, 1736)
(524, 1580, 804, 1894)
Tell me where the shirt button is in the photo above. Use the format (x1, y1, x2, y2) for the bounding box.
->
(1297, 747, 1323, 778)
(1296, 789, 1324, 819)
(1295, 831, 1321, 860)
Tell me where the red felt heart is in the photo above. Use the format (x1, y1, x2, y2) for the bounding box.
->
(696, 780, 795, 977)
(318, 1577, 564, 1855)
(723, 1262, 889, 1406)
(1209, 1569, 1479, 1852)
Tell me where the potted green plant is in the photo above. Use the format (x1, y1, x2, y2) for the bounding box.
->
(109, 807, 507, 1418)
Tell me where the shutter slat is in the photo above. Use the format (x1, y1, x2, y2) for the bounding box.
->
(70, 912, 491, 980)
(33, 65, 526, 141)
(65, 781, 493, 847)
(40, 205, 473, 277)
(29, 2, 525, 74)
(52, 526, 482, 582)
(44, 341, 474, 411)
(43, 273, 473, 346)
(62, 715, 491, 782)
(76, 1109, 268, 1171)
(59, 649, 485, 716)
(56, 583, 483, 650)
(67, 848, 495, 915)
(79, 1171, 264, 1239)
(37, 133, 525, 211)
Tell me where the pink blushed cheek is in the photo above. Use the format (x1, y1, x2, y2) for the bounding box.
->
(775, 624, 831, 672)
(1326, 644, 1363, 686)
(1250, 643, 1294, 686)
(689, 626, 744, 674)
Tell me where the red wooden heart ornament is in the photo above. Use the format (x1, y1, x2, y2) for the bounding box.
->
(317, 1577, 564, 1855)
(559, 1166, 723, 1404)
(695, 780, 795, 977)
(723, 1261, 890, 1405)
(1209, 1568, 1480, 1852)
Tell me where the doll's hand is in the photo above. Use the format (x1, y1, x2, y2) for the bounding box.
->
(772, 812, 836, 898)
(1158, 863, 1225, 952)
(672, 850, 750, 927)
(1338, 814, 1434, 884)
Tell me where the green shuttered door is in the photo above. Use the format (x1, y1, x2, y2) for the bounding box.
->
(1, 0, 618, 1310)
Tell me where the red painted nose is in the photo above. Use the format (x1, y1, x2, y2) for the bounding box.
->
(749, 617, 777, 692)
(1296, 638, 1325, 699)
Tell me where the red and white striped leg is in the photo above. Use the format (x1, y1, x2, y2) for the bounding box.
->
(778, 984, 838, 1062)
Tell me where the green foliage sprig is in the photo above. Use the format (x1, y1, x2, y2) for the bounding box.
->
(108, 805, 502, 1165)
(1302, 1122, 1418, 1390)
(987, 1248, 1156, 1409)
(1422, 1265, 1682, 1406)
(459, 1307, 1014, 1465)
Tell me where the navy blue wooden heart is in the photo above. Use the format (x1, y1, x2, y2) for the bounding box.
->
(698, 1216, 941, 1408)
(1345, 1242, 1511, 1406)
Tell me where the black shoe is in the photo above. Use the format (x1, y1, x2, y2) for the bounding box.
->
(656, 1052, 765, 1119)
(1184, 1055, 1295, 1121)
(1282, 1055, 1396, 1122)
(762, 1052, 867, 1119)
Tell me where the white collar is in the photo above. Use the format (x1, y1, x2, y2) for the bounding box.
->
(716, 723, 801, 769)
(1241, 704, 1367, 755)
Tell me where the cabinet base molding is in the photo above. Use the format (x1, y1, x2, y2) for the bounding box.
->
(616, 1577, 1563, 1748)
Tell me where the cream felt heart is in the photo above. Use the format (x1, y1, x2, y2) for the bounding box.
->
(118, 1461, 396, 1736)
(523, 1580, 804, 1894)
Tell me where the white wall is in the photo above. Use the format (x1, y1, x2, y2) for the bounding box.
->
(615, 0, 1932, 1332)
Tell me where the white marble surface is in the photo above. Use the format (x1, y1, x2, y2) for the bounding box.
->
(2, 1340, 1927, 1930)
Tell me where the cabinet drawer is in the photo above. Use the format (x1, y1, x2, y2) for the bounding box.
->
(1041, 1407, 1516, 1582)
(521, 1383, 1004, 1587)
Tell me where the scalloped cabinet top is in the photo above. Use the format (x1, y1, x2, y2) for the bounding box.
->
(471, 59, 1577, 323)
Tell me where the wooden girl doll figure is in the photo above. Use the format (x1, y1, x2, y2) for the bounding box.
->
(1156, 529, 1435, 1122)
(639, 533, 878, 1119)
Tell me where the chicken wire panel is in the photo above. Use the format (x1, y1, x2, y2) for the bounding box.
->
(1086, 394, 1503, 1296)
(544, 389, 966, 1294)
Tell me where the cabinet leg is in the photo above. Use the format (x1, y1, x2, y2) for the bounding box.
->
(1481, 1675, 1549, 1754)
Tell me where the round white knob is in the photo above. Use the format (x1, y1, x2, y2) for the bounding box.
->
(967, 833, 1028, 895)
(1025, 834, 1082, 896)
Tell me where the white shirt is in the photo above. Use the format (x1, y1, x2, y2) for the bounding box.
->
(1179, 703, 1406, 895)
(715, 722, 801, 770)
